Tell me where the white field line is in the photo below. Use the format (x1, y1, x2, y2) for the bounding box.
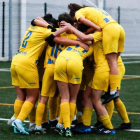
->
(0, 118, 29, 123)
(1, 118, 140, 132)
(124, 61, 140, 64)
(122, 58, 140, 60)
(125, 129, 140, 132)
(0, 68, 10, 71)
(124, 75, 140, 77)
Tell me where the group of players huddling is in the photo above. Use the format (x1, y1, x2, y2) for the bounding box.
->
(8, 3, 132, 137)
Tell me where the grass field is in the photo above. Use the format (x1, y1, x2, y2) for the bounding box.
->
(0, 57, 140, 140)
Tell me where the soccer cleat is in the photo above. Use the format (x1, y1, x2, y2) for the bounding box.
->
(55, 123, 63, 134)
(71, 122, 83, 132)
(65, 128, 73, 137)
(71, 119, 78, 128)
(115, 123, 132, 130)
(49, 120, 58, 128)
(7, 119, 15, 126)
(75, 125, 92, 133)
(12, 121, 29, 135)
(59, 128, 65, 136)
(96, 127, 116, 135)
(92, 121, 104, 133)
(42, 122, 51, 131)
(102, 91, 119, 104)
(29, 123, 36, 131)
(32, 126, 46, 135)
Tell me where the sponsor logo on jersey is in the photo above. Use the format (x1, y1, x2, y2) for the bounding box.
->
(74, 77, 81, 81)
(28, 82, 36, 86)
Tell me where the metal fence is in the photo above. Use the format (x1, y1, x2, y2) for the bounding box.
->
(0, 2, 140, 60)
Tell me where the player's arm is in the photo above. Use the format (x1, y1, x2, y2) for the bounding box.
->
(31, 18, 56, 31)
(54, 37, 89, 51)
(31, 18, 49, 28)
(60, 21, 94, 42)
(78, 17, 102, 31)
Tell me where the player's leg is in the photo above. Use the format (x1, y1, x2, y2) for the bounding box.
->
(90, 71, 115, 135)
(12, 66, 39, 135)
(102, 23, 121, 104)
(8, 64, 26, 126)
(8, 86, 26, 126)
(54, 57, 71, 136)
(75, 86, 93, 133)
(114, 60, 131, 130)
(48, 87, 60, 128)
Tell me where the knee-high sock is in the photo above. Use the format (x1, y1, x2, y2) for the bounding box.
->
(82, 107, 93, 126)
(49, 97, 59, 120)
(58, 108, 63, 124)
(13, 100, 24, 118)
(56, 97, 61, 118)
(18, 101, 34, 122)
(36, 103, 45, 126)
(105, 101, 114, 120)
(60, 102, 70, 128)
(70, 102, 76, 124)
(114, 100, 130, 123)
(42, 105, 48, 123)
(28, 106, 36, 123)
(77, 114, 83, 123)
(98, 115, 113, 129)
(110, 75, 119, 91)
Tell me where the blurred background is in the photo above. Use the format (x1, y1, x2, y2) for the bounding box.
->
(0, 0, 140, 61)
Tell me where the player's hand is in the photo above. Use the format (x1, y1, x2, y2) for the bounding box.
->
(60, 21, 73, 30)
(78, 42, 89, 51)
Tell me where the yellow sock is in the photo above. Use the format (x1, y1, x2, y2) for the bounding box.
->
(36, 103, 45, 126)
(114, 100, 130, 123)
(98, 115, 113, 129)
(28, 106, 36, 123)
(49, 97, 59, 120)
(110, 75, 119, 91)
(58, 108, 63, 124)
(13, 100, 24, 118)
(70, 102, 76, 124)
(56, 97, 61, 118)
(60, 102, 70, 128)
(77, 115, 83, 123)
(105, 101, 114, 120)
(18, 101, 34, 122)
(42, 105, 48, 123)
(82, 107, 93, 126)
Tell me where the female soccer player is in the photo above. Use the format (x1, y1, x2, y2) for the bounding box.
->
(31, 13, 90, 134)
(60, 22, 116, 134)
(67, 3, 125, 103)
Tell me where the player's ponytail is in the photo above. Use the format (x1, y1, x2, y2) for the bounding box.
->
(68, 3, 83, 17)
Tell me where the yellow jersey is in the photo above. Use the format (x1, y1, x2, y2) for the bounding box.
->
(58, 31, 103, 66)
(12, 25, 52, 71)
(75, 7, 117, 28)
(44, 32, 77, 68)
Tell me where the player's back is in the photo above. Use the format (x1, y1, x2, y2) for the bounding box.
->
(12, 25, 52, 70)
(44, 32, 77, 68)
(75, 7, 117, 28)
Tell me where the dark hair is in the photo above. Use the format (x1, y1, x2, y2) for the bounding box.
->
(68, 3, 83, 17)
(78, 23, 90, 32)
(58, 12, 74, 25)
(43, 13, 58, 28)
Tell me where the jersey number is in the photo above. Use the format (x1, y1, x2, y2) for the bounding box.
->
(22, 31, 32, 48)
(50, 44, 63, 58)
